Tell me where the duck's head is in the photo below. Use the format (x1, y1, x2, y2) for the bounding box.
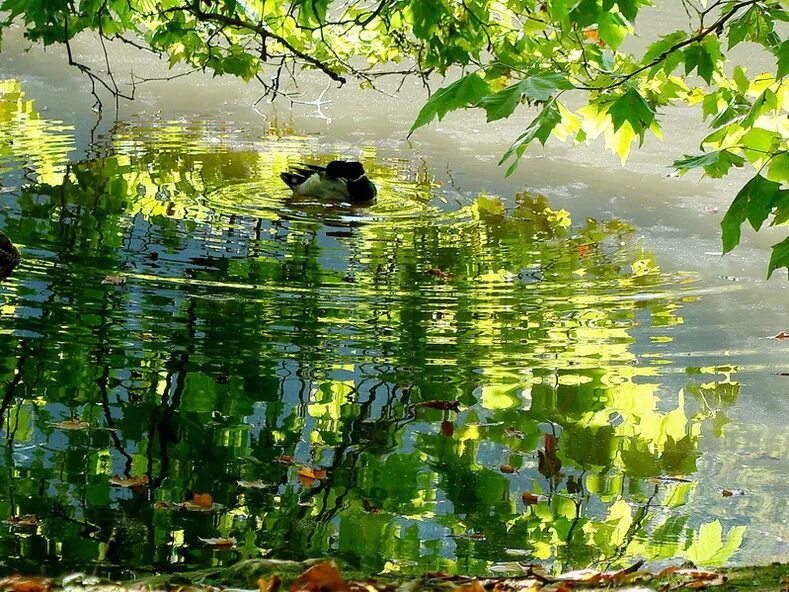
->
(326, 160, 365, 181)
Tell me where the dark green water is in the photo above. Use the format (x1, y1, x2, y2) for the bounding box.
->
(0, 79, 785, 578)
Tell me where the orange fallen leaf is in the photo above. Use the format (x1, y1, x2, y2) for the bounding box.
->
(290, 560, 349, 592)
(500, 464, 515, 474)
(5, 515, 37, 527)
(413, 400, 461, 412)
(198, 536, 236, 547)
(522, 491, 539, 505)
(0, 576, 52, 592)
(258, 575, 282, 592)
(298, 466, 328, 488)
(180, 492, 215, 511)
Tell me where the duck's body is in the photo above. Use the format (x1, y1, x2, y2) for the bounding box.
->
(0, 230, 20, 279)
(280, 160, 377, 203)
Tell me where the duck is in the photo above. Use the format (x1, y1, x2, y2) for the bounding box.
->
(280, 160, 377, 203)
(0, 230, 21, 279)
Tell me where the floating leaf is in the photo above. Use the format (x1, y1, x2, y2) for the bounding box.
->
(440, 420, 454, 437)
(51, 419, 91, 431)
(278, 455, 295, 464)
(521, 491, 539, 505)
(413, 400, 461, 412)
(5, 515, 37, 528)
(110, 475, 149, 488)
(198, 536, 236, 547)
(298, 466, 328, 488)
(428, 268, 452, 281)
(101, 275, 126, 285)
(499, 464, 515, 474)
(238, 480, 272, 489)
(180, 492, 215, 511)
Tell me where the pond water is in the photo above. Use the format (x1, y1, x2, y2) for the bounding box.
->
(0, 21, 787, 579)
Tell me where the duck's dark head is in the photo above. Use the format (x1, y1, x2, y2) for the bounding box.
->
(326, 160, 365, 181)
(346, 176, 377, 202)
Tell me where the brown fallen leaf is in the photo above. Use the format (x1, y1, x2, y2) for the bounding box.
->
(440, 420, 454, 438)
(101, 275, 126, 285)
(413, 400, 461, 412)
(51, 419, 91, 431)
(521, 492, 539, 506)
(428, 268, 452, 281)
(290, 560, 349, 592)
(258, 575, 282, 592)
(500, 464, 515, 474)
(153, 501, 178, 510)
(453, 580, 485, 592)
(721, 488, 746, 497)
(447, 533, 485, 540)
(674, 569, 724, 580)
(298, 466, 328, 488)
(504, 426, 525, 439)
(0, 576, 52, 592)
(279, 454, 295, 465)
(198, 536, 236, 547)
(5, 515, 37, 527)
(238, 480, 272, 489)
(110, 475, 149, 489)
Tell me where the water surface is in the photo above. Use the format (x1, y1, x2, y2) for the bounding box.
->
(0, 45, 787, 578)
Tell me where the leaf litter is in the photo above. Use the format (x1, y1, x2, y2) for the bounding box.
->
(0, 559, 776, 592)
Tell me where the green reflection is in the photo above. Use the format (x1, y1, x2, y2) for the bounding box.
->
(0, 80, 747, 577)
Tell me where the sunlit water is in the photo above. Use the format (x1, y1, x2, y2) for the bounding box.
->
(0, 38, 787, 579)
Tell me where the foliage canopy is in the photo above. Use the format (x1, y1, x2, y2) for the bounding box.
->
(0, 0, 787, 275)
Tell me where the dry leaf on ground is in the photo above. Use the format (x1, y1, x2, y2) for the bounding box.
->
(290, 560, 349, 592)
(0, 576, 52, 592)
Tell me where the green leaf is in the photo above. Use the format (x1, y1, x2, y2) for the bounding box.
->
(684, 43, 715, 83)
(479, 73, 573, 122)
(673, 150, 745, 178)
(767, 236, 789, 279)
(642, 31, 688, 64)
(409, 73, 491, 136)
(721, 174, 789, 253)
(608, 88, 655, 135)
(776, 40, 789, 78)
(499, 100, 562, 175)
(598, 11, 628, 50)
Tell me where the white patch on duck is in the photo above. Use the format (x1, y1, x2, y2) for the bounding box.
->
(292, 173, 351, 200)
